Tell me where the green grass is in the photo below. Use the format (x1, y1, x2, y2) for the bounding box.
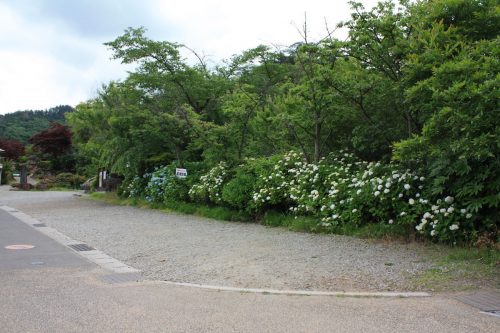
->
(409, 245, 499, 291)
(261, 211, 321, 232)
(260, 210, 411, 238)
(88, 192, 251, 222)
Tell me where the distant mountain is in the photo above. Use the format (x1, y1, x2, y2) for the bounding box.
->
(0, 105, 74, 144)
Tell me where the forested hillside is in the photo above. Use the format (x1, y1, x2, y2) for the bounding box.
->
(0, 105, 74, 143)
(68, 0, 499, 244)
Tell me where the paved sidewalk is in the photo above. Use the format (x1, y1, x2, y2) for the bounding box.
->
(0, 208, 89, 270)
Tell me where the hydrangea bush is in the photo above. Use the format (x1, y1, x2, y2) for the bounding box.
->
(221, 157, 277, 213)
(251, 151, 473, 242)
(144, 166, 172, 203)
(123, 175, 148, 198)
(124, 151, 475, 243)
(124, 162, 202, 203)
(189, 162, 228, 204)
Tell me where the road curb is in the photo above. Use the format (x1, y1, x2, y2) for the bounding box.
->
(161, 280, 431, 297)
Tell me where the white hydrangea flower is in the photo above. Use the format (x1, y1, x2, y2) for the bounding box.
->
(430, 230, 437, 236)
(449, 224, 459, 231)
(374, 191, 381, 196)
(444, 196, 454, 204)
(404, 184, 411, 190)
(408, 198, 415, 205)
(388, 219, 394, 224)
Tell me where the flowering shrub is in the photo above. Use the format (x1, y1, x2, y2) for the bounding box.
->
(123, 162, 206, 203)
(144, 166, 172, 203)
(123, 175, 148, 198)
(189, 162, 229, 204)
(252, 151, 306, 209)
(415, 197, 474, 243)
(122, 151, 476, 243)
(221, 157, 276, 213)
(252, 150, 473, 242)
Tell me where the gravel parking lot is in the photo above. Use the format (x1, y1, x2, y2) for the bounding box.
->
(0, 189, 434, 291)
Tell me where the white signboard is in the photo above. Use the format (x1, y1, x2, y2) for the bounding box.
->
(175, 168, 187, 179)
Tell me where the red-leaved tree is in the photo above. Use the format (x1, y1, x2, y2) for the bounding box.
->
(29, 122, 72, 156)
(0, 138, 25, 160)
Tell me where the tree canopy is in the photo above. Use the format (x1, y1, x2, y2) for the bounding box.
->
(67, 0, 499, 242)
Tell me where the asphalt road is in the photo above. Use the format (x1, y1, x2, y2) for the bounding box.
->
(0, 188, 498, 332)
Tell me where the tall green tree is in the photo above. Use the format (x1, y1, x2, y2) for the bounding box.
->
(395, 0, 500, 232)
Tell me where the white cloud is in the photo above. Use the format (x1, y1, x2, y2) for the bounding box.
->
(152, 0, 379, 60)
(0, 0, 380, 114)
(0, 1, 126, 114)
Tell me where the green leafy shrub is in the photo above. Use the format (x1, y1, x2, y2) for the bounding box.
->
(165, 161, 207, 203)
(52, 172, 86, 188)
(222, 157, 277, 213)
(189, 162, 229, 204)
(395, 35, 499, 242)
(122, 175, 148, 198)
(0, 160, 14, 185)
(123, 161, 207, 202)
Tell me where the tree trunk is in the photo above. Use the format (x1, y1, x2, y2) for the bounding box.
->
(314, 111, 321, 162)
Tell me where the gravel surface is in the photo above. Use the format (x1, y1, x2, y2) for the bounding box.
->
(0, 188, 434, 291)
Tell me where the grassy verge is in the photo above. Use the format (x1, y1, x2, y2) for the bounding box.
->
(88, 192, 251, 222)
(260, 210, 409, 239)
(409, 245, 499, 291)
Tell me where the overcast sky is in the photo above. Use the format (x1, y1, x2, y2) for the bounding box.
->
(0, 0, 380, 115)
